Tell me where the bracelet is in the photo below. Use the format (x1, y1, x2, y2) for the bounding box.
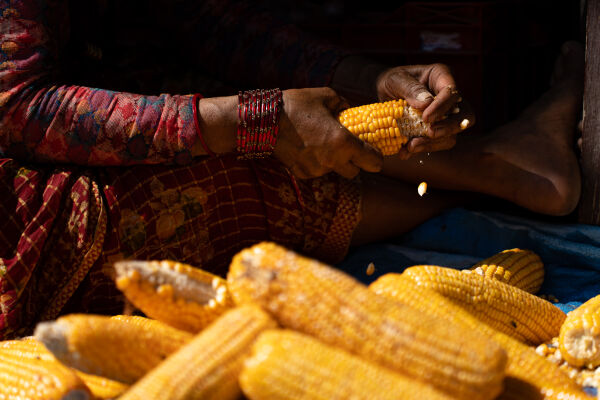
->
(237, 88, 283, 159)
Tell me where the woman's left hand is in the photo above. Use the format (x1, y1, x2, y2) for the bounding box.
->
(376, 63, 476, 158)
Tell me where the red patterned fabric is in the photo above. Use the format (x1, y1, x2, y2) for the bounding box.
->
(0, 155, 361, 338)
(0, 160, 106, 338)
(0, 0, 360, 339)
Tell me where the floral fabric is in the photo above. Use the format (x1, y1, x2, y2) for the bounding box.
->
(0, 0, 359, 339)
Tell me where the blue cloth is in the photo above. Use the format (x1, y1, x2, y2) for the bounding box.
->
(338, 208, 600, 312)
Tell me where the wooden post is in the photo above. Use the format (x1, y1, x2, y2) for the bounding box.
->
(578, 0, 600, 224)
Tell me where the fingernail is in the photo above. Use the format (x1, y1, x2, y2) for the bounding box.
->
(416, 92, 433, 102)
(460, 119, 470, 130)
(452, 107, 460, 114)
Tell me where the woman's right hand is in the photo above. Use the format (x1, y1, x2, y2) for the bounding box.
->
(275, 88, 383, 179)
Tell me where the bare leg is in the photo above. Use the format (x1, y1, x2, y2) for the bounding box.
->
(381, 42, 584, 216)
(351, 173, 470, 245)
(352, 42, 584, 244)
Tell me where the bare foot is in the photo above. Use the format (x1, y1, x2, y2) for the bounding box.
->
(483, 41, 584, 215)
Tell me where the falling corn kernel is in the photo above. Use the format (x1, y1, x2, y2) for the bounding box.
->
(418, 182, 427, 196)
(460, 119, 470, 130)
(366, 263, 375, 276)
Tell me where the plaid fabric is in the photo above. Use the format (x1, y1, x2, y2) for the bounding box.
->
(0, 155, 361, 338)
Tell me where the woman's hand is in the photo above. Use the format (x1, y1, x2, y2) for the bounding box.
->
(275, 87, 383, 179)
(376, 64, 475, 158)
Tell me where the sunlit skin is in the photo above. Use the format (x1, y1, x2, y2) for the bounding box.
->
(193, 42, 583, 247)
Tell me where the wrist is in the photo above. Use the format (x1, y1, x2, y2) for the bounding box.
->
(331, 55, 388, 103)
(192, 95, 238, 156)
(236, 88, 283, 159)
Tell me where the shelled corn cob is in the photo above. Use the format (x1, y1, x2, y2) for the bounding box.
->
(34, 314, 192, 384)
(240, 329, 454, 400)
(227, 242, 507, 400)
(538, 336, 600, 395)
(119, 305, 276, 400)
(370, 274, 592, 400)
(401, 265, 565, 345)
(0, 337, 92, 400)
(114, 259, 234, 332)
(338, 99, 429, 155)
(559, 294, 600, 368)
(470, 248, 545, 294)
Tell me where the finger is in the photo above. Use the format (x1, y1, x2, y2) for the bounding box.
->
(334, 162, 360, 179)
(347, 136, 384, 173)
(382, 69, 435, 110)
(429, 100, 476, 138)
(407, 136, 457, 154)
(289, 163, 316, 180)
(403, 64, 459, 124)
(423, 84, 462, 124)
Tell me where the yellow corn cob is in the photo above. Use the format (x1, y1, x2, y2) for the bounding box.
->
(559, 294, 600, 368)
(0, 337, 91, 400)
(119, 305, 276, 400)
(34, 314, 193, 384)
(75, 371, 129, 399)
(370, 274, 592, 400)
(227, 242, 507, 400)
(240, 329, 454, 400)
(402, 265, 565, 345)
(114, 259, 234, 332)
(470, 248, 544, 294)
(338, 99, 429, 155)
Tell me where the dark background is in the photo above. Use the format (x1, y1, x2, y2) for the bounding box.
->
(263, 0, 584, 134)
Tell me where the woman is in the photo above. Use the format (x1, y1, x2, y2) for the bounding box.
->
(0, 0, 581, 338)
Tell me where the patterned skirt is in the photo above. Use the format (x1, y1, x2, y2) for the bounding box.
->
(0, 154, 361, 338)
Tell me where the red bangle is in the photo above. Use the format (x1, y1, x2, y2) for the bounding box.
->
(237, 88, 283, 160)
(192, 94, 215, 157)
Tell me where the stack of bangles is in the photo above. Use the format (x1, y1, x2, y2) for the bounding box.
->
(237, 88, 283, 160)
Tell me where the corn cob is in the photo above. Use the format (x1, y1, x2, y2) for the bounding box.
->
(402, 265, 565, 345)
(240, 329, 454, 400)
(338, 99, 429, 155)
(0, 337, 91, 400)
(74, 371, 129, 399)
(470, 249, 544, 294)
(559, 294, 600, 368)
(34, 314, 193, 384)
(370, 274, 592, 400)
(119, 305, 276, 400)
(114, 259, 234, 332)
(227, 242, 507, 400)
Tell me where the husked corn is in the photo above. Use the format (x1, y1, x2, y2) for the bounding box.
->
(114, 259, 234, 332)
(338, 99, 429, 155)
(559, 294, 600, 368)
(370, 274, 592, 400)
(470, 249, 544, 294)
(240, 329, 454, 400)
(119, 305, 276, 400)
(227, 242, 507, 400)
(34, 314, 192, 384)
(402, 265, 565, 345)
(0, 337, 91, 400)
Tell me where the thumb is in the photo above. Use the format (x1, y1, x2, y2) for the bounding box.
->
(382, 70, 434, 110)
